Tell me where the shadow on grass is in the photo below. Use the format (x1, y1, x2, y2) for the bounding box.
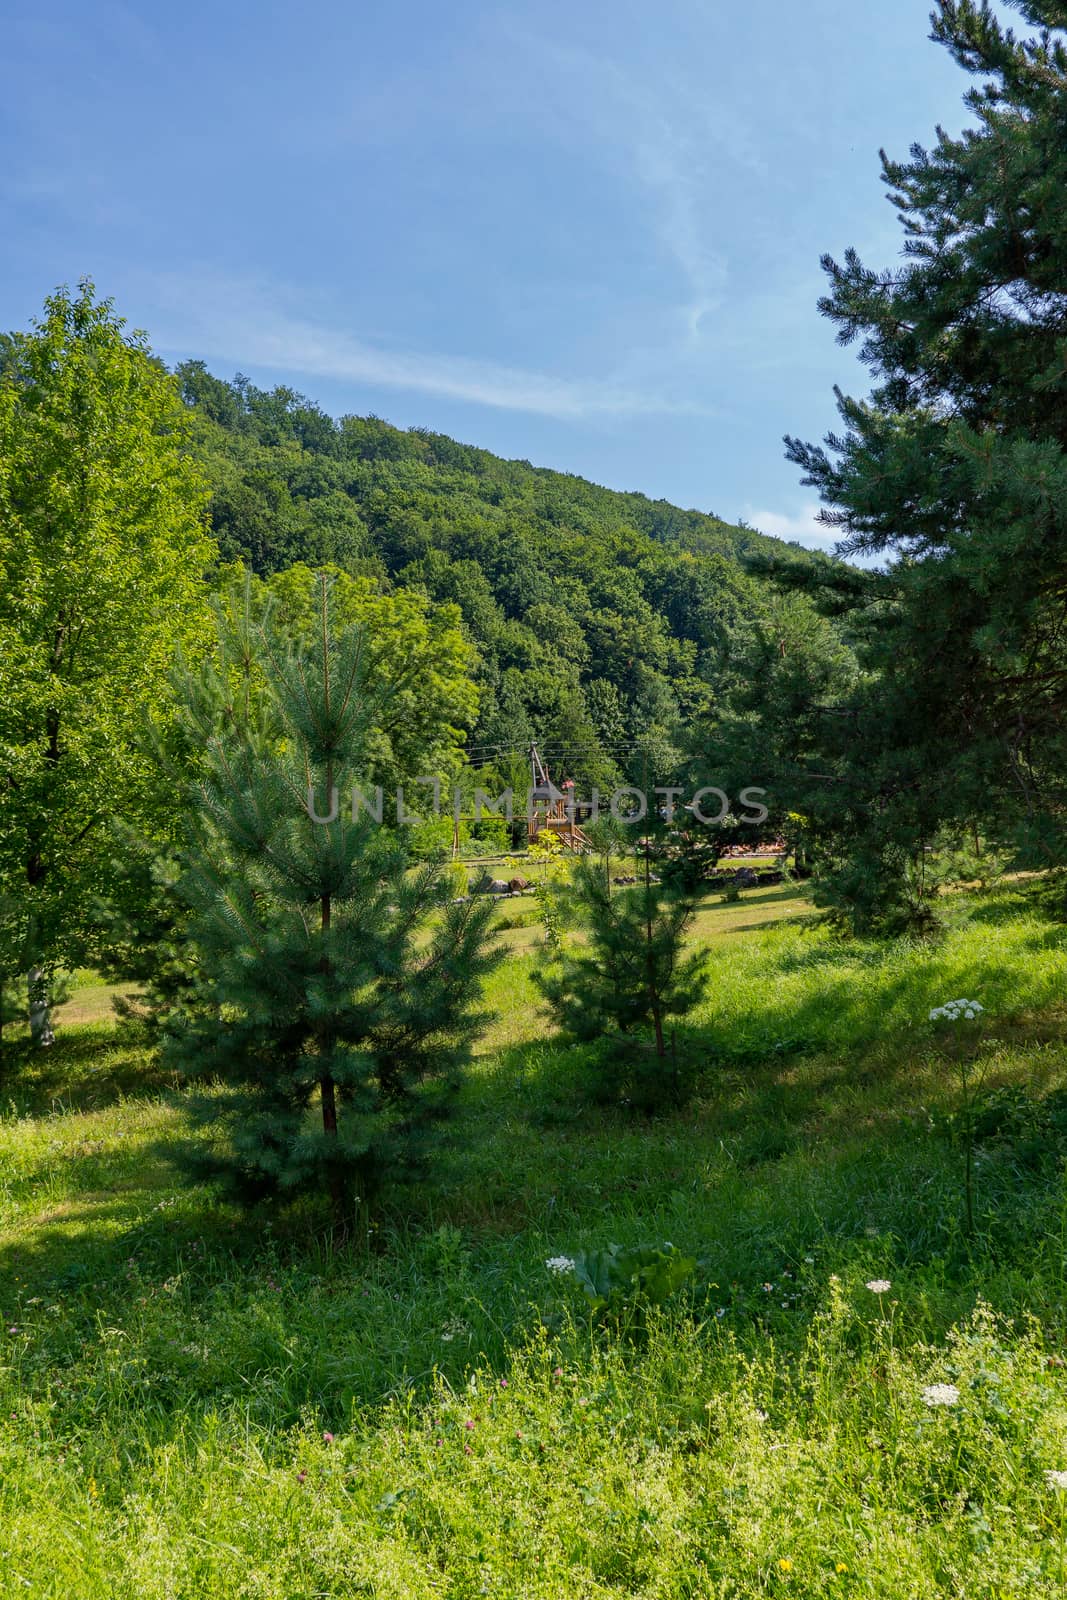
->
(0, 1137, 340, 1352)
(0, 1026, 178, 1116)
(4, 1033, 1067, 1433)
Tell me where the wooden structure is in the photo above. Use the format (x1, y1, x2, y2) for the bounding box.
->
(527, 745, 591, 851)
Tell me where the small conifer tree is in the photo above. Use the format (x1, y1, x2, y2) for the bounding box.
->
(164, 575, 498, 1231)
(535, 834, 707, 1108)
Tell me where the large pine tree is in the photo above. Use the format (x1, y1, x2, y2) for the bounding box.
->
(776, 1, 1067, 921)
(164, 575, 499, 1230)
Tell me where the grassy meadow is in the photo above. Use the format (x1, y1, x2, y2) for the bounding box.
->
(6, 880, 1067, 1595)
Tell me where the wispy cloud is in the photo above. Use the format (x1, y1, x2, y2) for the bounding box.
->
(491, 23, 760, 346)
(631, 124, 728, 340)
(145, 274, 698, 422)
(745, 502, 841, 550)
(746, 502, 889, 569)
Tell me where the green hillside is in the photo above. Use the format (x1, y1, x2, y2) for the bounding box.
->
(177, 362, 817, 787)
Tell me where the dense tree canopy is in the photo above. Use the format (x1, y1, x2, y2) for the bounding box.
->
(176, 361, 824, 796)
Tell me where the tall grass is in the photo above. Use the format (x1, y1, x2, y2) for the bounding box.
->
(4, 884, 1067, 1595)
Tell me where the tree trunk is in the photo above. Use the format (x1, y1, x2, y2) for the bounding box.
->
(319, 777, 346, 1233)
(643, 826, 666, 1058)
(320, 1071, 347, 1235)
(319, 906, 345, 1236)
(28, 967, 55, 1047)
(650, 999, 666, 1059)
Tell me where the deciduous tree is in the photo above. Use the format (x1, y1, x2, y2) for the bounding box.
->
(0, 282, 213, 1037)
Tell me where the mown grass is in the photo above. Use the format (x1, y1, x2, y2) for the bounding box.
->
(5, 883, 1067, 1594)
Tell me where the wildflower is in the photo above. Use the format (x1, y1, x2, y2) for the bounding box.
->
(499, 1378, 508, 1389)
(546, 1256, 575, 1275)
(553, 1367, 563, 1378)
(921, 1383, 960, 1408)
(865, 1279, 891, 1294)
(929, 999, 983, 1023)
(1045, 1470, 1067, 1490)
(835, 1563, 848, 1574)
(322, 1431, 334, 1444)
(464, 1418, 475, 1430)
(296, 1470, 307, 1484)
(778, 1557, 794, 1572)
(715, 1307, 727, 1318)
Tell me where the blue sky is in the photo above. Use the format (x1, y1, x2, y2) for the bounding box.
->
(2, 0, 982, 549)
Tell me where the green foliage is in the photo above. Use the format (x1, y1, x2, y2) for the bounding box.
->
(570, 1241, 698, 1326)
(93, 835, 197, 1044)
(163, 574, 500, 1224)
(533, 878, 566, 951)
(767, 1, 1067, 925)
(0, 281, 214, 1017)
(175, 364, 828, 796)
(535, 851, 707, 1109)
(245, 562, 479, 792)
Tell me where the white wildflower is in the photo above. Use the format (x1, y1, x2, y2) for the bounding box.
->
(921, 1383, 960, 1408)
(865, 1279, 892, 1294)
(929, 999, 984, 1024)
(545, 1255, 575, 1276)
(1045, 1470, 1067, 1491)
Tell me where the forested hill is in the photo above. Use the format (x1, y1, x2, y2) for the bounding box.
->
(177, 360, 819, 786)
